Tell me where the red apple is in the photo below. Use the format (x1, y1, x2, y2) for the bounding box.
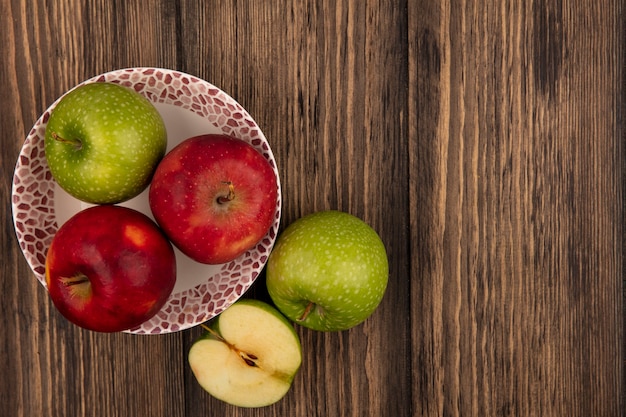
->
(148, 134, 278, 265)
(45, 205, 177, 332)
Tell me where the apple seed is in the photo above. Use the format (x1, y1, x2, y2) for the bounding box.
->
(242, 357, 257, 367)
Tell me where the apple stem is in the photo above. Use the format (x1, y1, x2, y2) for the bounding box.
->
(51, 132, 83, 150)
(62, 275, 89, 286)
(200, 323, 259, 367)
(298, 301, 315, 322)
(200, 323, 223, 340)
(216, 181, 235, 204)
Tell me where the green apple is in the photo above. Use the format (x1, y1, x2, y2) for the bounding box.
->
(45, 82, 167, 204)
(266, 210, 388, 331)
(188, 299, 302, 408)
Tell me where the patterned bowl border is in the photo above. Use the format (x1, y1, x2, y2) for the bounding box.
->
(11, 68, 281, 335)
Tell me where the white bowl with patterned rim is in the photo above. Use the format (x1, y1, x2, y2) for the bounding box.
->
(11, 68, 281, 335)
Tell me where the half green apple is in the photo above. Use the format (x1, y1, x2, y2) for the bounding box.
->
(188, 299, 302, 408)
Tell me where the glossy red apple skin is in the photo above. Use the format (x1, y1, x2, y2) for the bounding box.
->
(45, 205, 177, 333)
(148, 134, 279, 265)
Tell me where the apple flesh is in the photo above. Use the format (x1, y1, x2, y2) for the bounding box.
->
(45, 82, 167, 204)
(266, 210, 389, 331)
(188, 299, 302, 408)
(45, 205, 176, 332)
(149, 134, 279, 265)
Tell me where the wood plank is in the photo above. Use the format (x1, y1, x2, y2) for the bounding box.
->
(177, 1, 413, 415)
(410, 0, 624, 415)
(1, 1, 186, 416)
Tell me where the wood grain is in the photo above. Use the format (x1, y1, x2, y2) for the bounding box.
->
(411, 1, 623, 416)
(0, 0, 623, 416)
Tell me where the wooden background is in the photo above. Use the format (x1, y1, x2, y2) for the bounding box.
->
(0, 1, 623, 416)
